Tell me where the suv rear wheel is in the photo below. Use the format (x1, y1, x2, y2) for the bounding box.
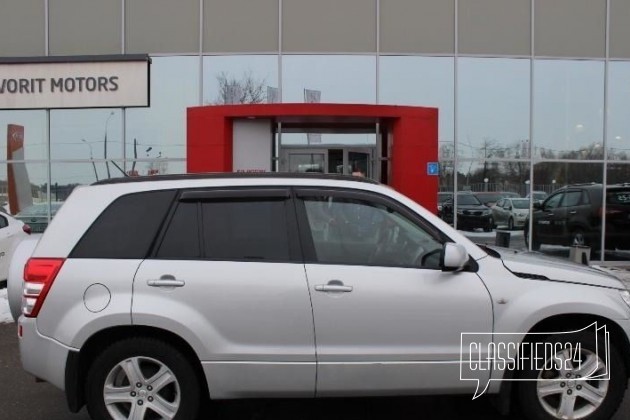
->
(85, 337, 201, 420)
(516, 331, 625, 420)
(524, 227, 541, 251)
(571, 229, 587, 247)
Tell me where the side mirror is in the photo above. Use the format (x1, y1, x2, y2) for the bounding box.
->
(533, 201, 543, 210)
(441, 243, 468, 272)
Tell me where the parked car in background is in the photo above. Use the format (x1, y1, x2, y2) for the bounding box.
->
(525, 183, 630, 251)
(441, 192, 494, 231)
(14, 202, 63, 233)
(437, 192, 452, 218)
(491, 197, 530, 230)
(0, 211, 30, 283)
(526, 190, 549, 204)
(474, 191, 520, 208)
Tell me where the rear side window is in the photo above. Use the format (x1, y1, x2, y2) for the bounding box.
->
(70, 190, 176, 259)
(202, 199, 290, 261)
(154, 197, 292, 262)
(156, 202, 200, 259)
(563, 191, 582, 207)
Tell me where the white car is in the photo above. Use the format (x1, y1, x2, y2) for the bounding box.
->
(0, 211, 30, 283)
(8, 174, 630, 420)
(491, 197, 530, 230)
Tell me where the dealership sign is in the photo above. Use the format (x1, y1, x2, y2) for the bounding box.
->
(0, 55, 150, 109)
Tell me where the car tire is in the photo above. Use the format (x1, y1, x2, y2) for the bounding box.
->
(85, 337, 201, 420)
(524, 228, 541, 251)
(516, 331, 626, 420)
(508, 217, 514, 231)
(483, 218, 494, 232)
(571, 229, 588, 247)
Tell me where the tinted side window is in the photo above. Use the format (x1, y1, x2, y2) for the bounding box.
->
(0, 215, 7, 229)
(156, 202, 200, 259)
(544, 193, 563, 209)
(71, 190, 176, 259)
(202, 199, 290, 261)
(563, 191, 582, 207)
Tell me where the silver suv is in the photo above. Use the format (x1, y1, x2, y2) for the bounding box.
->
(11, 174, 630, 420)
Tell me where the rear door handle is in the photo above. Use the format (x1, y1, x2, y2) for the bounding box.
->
(147, 275, 185, 288)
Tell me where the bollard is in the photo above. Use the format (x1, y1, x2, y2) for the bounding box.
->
(495, 230, 511, 247)
(569, 245, 591, 265)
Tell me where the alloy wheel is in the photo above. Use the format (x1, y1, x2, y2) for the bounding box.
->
(536, 348, 608, 419)
(103, 356, 181, 420)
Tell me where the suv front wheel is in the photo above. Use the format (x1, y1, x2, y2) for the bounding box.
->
(516, 331, 626, 420)
(85, 337, 201, 420)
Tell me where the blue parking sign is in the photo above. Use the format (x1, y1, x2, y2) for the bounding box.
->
(427, 162, 439, 176)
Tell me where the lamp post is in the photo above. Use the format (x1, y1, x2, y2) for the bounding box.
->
(552, 179, 556, 192)
(525, 179, 531, 197)
(484, 178, 489, 192)
(82, 139, 99, 182)
(104, 111, 114, 179)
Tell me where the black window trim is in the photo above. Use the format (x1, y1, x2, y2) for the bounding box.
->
(293, 187, 452, 268)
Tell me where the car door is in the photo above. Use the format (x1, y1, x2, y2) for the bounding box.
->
(294, 188, 493, 396)
(535, 191, 565, 242)
(132, 187, 316, 398)
(493, 199, 506, 225)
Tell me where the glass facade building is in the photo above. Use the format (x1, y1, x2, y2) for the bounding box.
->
(1, 0, 630, 263)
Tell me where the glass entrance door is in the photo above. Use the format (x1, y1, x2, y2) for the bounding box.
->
(280, 148, 373, 178)
(285, 150, 327, 173)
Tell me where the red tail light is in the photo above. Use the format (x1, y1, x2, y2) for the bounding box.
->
(22, 258, 65, 318)
(22, 224, 32, 235)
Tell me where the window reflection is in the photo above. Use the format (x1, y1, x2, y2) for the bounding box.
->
(449, 160, 529, 250)
(203, 55, 279, 105)
(607, 62, 630, 161)
(380, 56, 454, 152)
(0, 111, 47, 161)
(530, 162, 604, 261)
(282, 55, 376, 103)
(458, 58, 530, 160)
(126, 56, 199, 160)
(533, 60, 604, 159)
(0, 162, 49, 217)
(51, 109, 123, 160)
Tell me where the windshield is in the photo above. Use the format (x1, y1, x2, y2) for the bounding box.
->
(457, 194, 482, 205)
(511, 199, 529, 209)
(438, 193, 452, 204)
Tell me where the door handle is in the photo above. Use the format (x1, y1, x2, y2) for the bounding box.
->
(147, 275, 185, 288)
(569, 210, 577, 215)
(315, 280, 353, 293)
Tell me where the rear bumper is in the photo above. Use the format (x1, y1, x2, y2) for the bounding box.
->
(18, 317, 71, 391)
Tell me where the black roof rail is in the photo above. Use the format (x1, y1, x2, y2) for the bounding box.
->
(92, 172, 380, 186)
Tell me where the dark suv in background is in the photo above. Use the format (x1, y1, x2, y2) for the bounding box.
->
(525, 183, 630, 251)
(440, 192, 494, 231)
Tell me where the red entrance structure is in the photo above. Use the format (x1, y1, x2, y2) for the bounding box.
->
(187, 103, 438, 212)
